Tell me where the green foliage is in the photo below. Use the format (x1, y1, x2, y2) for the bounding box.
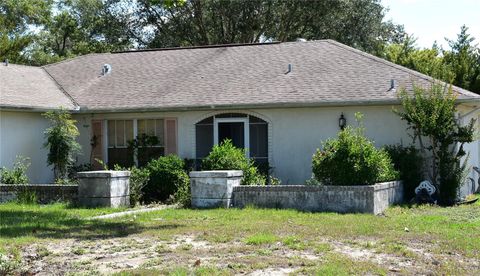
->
(0, 253, 21, 276)
(43, 109, 81, 181)
(383, 25, 480, 94)
(117, 0, 403, 55)
(0, 0, 53, 64)
(384, 37, 455, 81)
(94, 158, 109, 171)
(202, 139, 266, 185)
(396, 83, 475, 205)
(114, 164, 150, 207)
(54, 177, 78, 185)
(3, 0, 406, 65)
(312, 114, 398, 186)
(0, 156, 30, 184)
(384, 145, 424, 200)
(16, 188, 37, 204)
(127, 134, 160, 167)
(173, 174, 191, 207)
(26, 0, 132, 65)
(268, 175, 281, 185)
(444, 25, 480, 93)
(144, 155, 190, 203)
(68, 163, 93, 181)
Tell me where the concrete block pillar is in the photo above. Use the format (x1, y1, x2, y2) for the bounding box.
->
(189, 170, 243, 208)
(77, 171, 130, 208)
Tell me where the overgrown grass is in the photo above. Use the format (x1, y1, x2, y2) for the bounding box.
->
(0, 202, 131, 253)
(1, 201, 480, 274)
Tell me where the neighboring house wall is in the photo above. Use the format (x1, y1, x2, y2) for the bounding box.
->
(458, 105, 480, 196)
(0, 111, 54, 183)
(74, 105, 416, 184)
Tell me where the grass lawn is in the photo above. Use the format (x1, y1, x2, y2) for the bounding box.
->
(1, 201, 479, 275)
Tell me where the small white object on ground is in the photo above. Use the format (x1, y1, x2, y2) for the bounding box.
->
(88, 205, 177, 220)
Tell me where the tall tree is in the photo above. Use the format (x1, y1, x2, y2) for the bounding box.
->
(443, 25, 480, 93)
(383, 25, 480, 94)
(0, 0, 52, 63)
(26, 0, 133, 65)
(117, 0, 405, 54)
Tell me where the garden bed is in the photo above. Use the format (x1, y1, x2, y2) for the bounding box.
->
(232, 181, 403, 214)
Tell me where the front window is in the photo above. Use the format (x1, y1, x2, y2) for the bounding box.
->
(107, 120, 134, 168)
(107, 119, 166, 167)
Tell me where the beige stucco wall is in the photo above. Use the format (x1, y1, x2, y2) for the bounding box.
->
(74, 105, 419, 184)
(2, 104, 477, 188)
(0, 111, 54, 183)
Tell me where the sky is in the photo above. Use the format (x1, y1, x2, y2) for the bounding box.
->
(381, 0, 480, 49)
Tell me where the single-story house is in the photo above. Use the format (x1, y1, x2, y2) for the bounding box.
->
(1, 40, 479, 193)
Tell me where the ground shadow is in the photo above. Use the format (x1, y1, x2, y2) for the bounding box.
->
(0, 209, 182, 241)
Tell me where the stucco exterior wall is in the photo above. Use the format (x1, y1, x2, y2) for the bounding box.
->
(74, 105, 417, 184)
(458, 105, 480, 197)
(0, 111, 54, 183)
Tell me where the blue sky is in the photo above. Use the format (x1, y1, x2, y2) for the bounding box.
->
(382, 0, 480, 48)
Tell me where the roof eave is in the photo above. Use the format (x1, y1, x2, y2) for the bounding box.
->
(74, 99, 405, 113)
(0, 105, 79, 113)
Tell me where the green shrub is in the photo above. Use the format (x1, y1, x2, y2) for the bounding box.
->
(312, 114, 398, 186)
(144, 155, 190, 203)
(173, 175, 191, 207)
(384, 145, 424, 200)
(0, 156, 30, 184)
(43, 109, 81, 181)
(396, 83, 475, 205)
(202, 139, 266, 185)
(114, 164, 150, 207)
(16, 189, 37, 204)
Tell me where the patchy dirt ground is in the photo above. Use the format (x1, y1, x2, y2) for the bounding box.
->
(3, 203, 480, 275)
(18, 233, 480, 275)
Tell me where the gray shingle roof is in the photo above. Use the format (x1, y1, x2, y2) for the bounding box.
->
(5, 40, 480, 112)
(0, 64, 77, 110)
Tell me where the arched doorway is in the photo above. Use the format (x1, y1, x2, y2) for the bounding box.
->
(195, 113, 268, 169)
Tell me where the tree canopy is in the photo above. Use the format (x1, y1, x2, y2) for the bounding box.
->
(383, 25, 480, 94)
(1, 0, 479, 94)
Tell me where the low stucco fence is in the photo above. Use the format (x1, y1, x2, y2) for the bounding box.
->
(189, 169, 404, 214)
(0, 184, 78, 204)
(232, 181, 403, 214)
(0, 170, 131, 207)
(190, 170, 243, 208)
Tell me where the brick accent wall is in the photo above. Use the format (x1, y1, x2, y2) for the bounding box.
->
(0, 184, 78, 204)
(232, 181, 403, 214)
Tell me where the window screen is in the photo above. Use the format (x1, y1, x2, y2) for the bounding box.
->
(249, 115, 268, 165)
(137, 119, 164, 146)
(107, 120, 135, 168)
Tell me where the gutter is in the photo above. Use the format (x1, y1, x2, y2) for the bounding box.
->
(74, 99, 404, 114)
(2, 97, 479, 114)
(72, 97, 480, 114)
(0, 104, 79, 113)
(458, 106, 480, 120)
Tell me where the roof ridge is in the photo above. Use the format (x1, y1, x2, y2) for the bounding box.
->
(42, 53, 109, 68)
(112, 41, 282, 54)
(41, 67, 80, 110)
(324, 39, 479, 98)
(0, 63, 42, 69)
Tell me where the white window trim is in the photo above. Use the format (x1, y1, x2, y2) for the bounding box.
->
(102, 119, 108, 164)
(213, 117, 250, 157)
